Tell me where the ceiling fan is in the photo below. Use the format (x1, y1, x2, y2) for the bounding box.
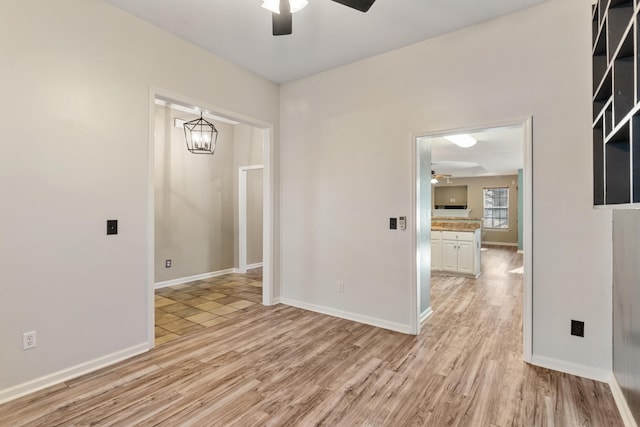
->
(263, 0, 377, 36)
(431, 170, 452, 184)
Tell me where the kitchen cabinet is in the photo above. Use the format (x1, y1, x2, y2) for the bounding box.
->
(431, 232, 443, 271)
(432, 229, 481, 278)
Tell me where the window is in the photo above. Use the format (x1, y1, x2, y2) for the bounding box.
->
(483, 187, 509, 229)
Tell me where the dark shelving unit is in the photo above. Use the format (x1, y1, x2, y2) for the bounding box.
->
(593, 0, 638, 207)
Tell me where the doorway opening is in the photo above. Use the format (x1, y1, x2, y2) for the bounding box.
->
(239, 165, 264, 273)
(413, 118, 533, 362)
(147, 88, 275, 348)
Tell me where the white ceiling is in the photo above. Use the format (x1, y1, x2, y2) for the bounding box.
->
(102, 0, 550, 83)
(430, 126, 524, 178)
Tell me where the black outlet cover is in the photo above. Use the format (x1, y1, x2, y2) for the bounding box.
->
(389, 218, 397, 230)
(571, 320, 584, 337)
(107, 219, 118, 235)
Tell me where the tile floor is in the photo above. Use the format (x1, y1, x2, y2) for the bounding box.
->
(154, 268, 263, 345)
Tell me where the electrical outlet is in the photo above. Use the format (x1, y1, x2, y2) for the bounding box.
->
(571, 320, 584, 337)
(337, 281, 344, 293)
(23, 331, 36, 350)
(165, 259, 172, 268)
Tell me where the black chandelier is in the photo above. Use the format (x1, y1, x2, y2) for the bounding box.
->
(183, 113, 218, 155)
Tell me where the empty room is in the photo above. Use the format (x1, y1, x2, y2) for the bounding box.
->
(1, 0, 638, 425)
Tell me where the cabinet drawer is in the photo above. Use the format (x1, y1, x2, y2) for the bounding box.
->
(431, 231, 442, 241)
(442, 231, 475, 241)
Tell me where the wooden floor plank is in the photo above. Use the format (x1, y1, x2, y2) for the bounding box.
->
(0, 247, 623, 426)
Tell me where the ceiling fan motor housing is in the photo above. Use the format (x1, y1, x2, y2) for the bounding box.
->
(272, 0, 376, 36)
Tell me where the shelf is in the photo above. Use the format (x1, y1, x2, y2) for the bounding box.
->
(614, 57, 634, 125)
(606, 123, 631, 204)
(605, 102, 614, 137)
(595, 96, 612, 122)
(598, 0, 608, 28)
(593, 26, 608, 92)
(593, 0, 640, 207)
(633, 114, 640, 202)
(610, 0, 634, 7)
(608, 4, 634, 63)
(594, 118, 605, 205)
(593, 7, 601, 46)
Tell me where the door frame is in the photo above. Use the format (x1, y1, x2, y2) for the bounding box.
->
(411, 116, 533, 362)
(239, 165, 264, 273)
(146, 87, 276, 349)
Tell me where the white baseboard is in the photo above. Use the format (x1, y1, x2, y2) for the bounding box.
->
(280, 298, 412, 334)
(155, 268, 237, 289)
(610, 375, 639, 427)
(420, 307, 434, 324)
(529, 354, 612, 382)
(246, 262, 263, 270)
(0, 343, 149, 405)
(482, 241, 518, 247)
(517, 249, 524, 254)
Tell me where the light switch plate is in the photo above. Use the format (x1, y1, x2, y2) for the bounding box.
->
(107, 220, 118, 235)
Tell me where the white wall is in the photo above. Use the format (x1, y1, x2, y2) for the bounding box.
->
(280, 0, 613, 373)
(0, 0, 278, 398)
(154, 106, 236, 283)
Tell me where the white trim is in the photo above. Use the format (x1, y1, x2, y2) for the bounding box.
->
(280, 298, 412, 334)
(522, 117, 533, 362)
(482, 241, 518, 247)
(529, 354, 612, 383)
(610, 375, 639, 427)
(148, 87, 277, 351)
(155, 268, 237, 289)
(517, 249, 524, 254)
(0, 343, 148, 405)
(262, 127, 275, 306)
(147, 89, 156, 349)
(246, 262, 264, 270)
(410, 134, 432, 335)
(420, 308, 433, 324)
(238, 165, 264, 274)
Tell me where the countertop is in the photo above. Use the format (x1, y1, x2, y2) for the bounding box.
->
(431, 221, 482, 232)
(432, 217, 482, 221)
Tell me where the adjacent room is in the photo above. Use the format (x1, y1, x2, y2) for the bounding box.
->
(152, 98, 266, 345)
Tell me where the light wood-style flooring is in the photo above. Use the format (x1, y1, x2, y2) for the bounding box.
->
(0, 248, 623, 426)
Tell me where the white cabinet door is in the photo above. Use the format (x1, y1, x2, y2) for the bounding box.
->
(457, 241, 474, 273)
(443, 240, 458, 271)
(431, 240, 442, 270)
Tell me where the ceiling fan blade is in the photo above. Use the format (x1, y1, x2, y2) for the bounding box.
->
(330, 0, 376, 12)
(272, 0, 293, 35)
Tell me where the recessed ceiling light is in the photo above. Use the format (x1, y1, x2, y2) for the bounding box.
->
(445, 134, 477, 148)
